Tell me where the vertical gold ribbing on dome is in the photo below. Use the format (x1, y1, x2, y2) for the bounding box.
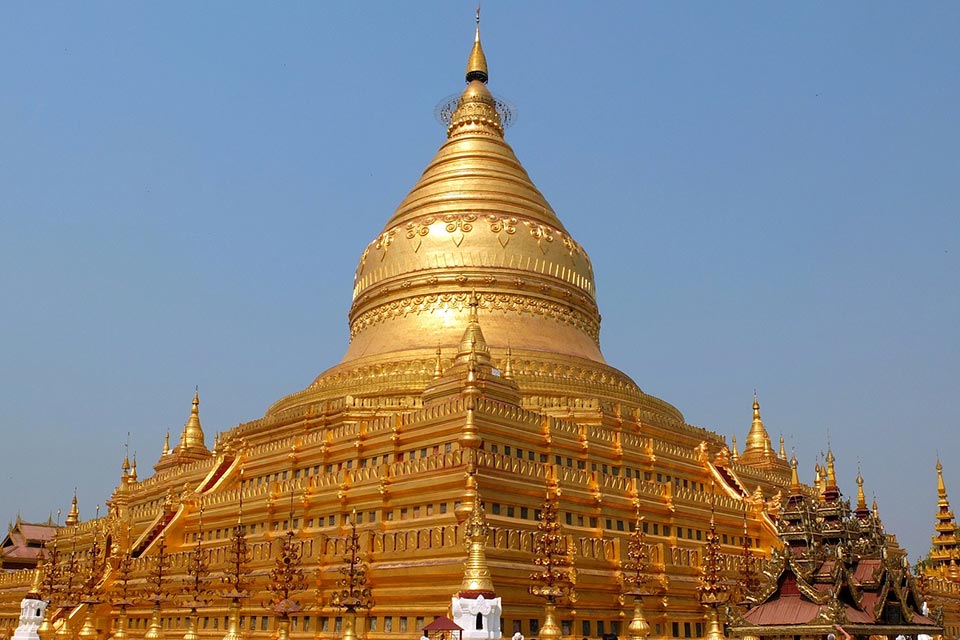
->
(460, 488, 495, 597)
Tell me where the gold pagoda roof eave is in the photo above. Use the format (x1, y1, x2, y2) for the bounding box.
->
(261, 346, 686, 426)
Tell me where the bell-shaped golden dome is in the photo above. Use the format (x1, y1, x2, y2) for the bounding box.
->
(343, 21, 600, 367)
(266, 17, 684, 429)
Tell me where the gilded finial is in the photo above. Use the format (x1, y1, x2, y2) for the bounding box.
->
(731, 435, 739, 461)
(456, 292, 491, 363)
(131, 454, 138, 482)
(460, 486, 495, 597)
(938, 458, 948, 499)
(446, 9, 503, 139)
(27, 562, 43, 599)
(433, 346, 443, 379)
(826, 447, 837, 488)
(790, 456, 800, 493)
(856, 470, 867, 510)
(162, 430, 170, 456)
(778, 435, 786, 460)
(65, 491, 79, 527)
(465, 6, 488, 84)
(177, 387, 209, 454)
(742, 391, 776, 465)
(502, 346, 513, 379)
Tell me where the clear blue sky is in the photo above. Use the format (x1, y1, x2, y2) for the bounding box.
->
(1, 2, 957, 561)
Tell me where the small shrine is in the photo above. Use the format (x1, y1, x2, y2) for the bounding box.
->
(728, 455, 942, 640)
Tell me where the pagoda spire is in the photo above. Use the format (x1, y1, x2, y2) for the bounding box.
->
(65, 492, 79, 527)
(502, 346, 513, 380)
(456, 293, 492, 365)
(460, 488, 495, 597)
(813, 458, 823, 496)
(825, 447, 837, 489)
(855, 469, 870, 518)
(447, 15, 503, 139)
(856, 471, 866, 509)
(162, 431, 170, 456)
(930, 459, 959, 571)
(938, 458, 949, 502)
(740, 392, 777, 466)
(790, 456, 801, 495)
(730, 436, 739, 462)
(176, 388, 210, 456)
(465, 6, 488, 84)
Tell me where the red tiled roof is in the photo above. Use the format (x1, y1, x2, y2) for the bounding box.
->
(18, 524, 56, 541)
(744, 596, 821, 625)
(844, 604, 874, 624)
(852, 559, 881, 583)
(423, 617, 463, 632)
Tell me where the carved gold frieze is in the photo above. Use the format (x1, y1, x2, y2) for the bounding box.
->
(348, 290, 600, 343)
(356, 213, 591, 278)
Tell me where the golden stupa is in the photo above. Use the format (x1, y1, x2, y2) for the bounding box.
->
(5, 14, 956, 640)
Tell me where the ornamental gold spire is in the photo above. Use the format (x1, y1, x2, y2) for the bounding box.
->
(433, 346, 443, 379)
(731, 436, 739, 462)
(856, 470, 867, 510)
(177, 388, 209, 454)
(465, 6, 488, 84)
(741, 392, 777, 466)
(825, 447, 837, 489)
(697, 491, 728, 640)
(26, 562, 43, 600)
(938, 459, 949, 504)
(789, 455, 800, 495)
(502, 346, 514, 379)
(853, 468, 873, 521)
(460, 488, 495, 597)
(931, 459, 959, 571)
(456, 293, 492, 366)
(65, 492, 79, 527)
